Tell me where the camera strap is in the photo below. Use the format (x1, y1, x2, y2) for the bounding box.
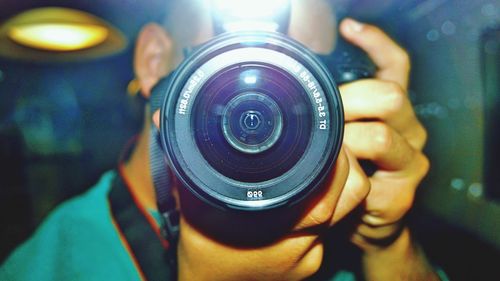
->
(108, 166, 176, 280)
(149, 75, 181, 268)
(149, 127, 180, 246)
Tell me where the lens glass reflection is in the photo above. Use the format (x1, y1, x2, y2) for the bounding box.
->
(192, 64, 313, 182)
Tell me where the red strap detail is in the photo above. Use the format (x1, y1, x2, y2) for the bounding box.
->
(108, 200, 147, 281)
(117, 163, 170, 249)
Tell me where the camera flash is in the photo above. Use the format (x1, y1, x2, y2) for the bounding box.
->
(212, 0, 290, 32)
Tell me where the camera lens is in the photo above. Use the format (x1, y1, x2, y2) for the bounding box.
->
(160, 32, 344, 210)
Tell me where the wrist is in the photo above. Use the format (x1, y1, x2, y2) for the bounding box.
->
(360, 228, 440, 281)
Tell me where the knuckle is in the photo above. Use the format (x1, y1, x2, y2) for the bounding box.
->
(351, 170, 371, 201)
(417, 153, 431, 178)
(394, 192, 415, 219)
(388, 156, 430, 219)
(386, 81, 406, 97)
(383, 82, 406, 117)
(417, 124, 428, 149)
(383, 189, 415, 222)
(371, 123, 393, 156)
(395, 48, 411, 70)
(360, 174, 371, 194)
(308, 200, 335, 226)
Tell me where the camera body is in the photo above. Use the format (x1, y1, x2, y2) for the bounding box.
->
(151, 31, 373, 211)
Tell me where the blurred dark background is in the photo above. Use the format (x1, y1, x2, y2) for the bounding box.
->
(0, 0, 499, 280)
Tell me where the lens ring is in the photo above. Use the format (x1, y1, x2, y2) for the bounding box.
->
(160, 32, 344, 210)
(222, 92, 283, 154)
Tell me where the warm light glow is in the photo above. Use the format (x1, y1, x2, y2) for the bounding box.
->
(8, 23, 109, 51)
(213, 0, 289, 32)
(213, 0, 289, 19)
(224, 21, 280, 33)
(0, 7, 127, 61)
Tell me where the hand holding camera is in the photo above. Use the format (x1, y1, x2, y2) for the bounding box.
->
(337, 18, 435, 281)
(145, 1, 430, 279)
(339, 18, 429, 249)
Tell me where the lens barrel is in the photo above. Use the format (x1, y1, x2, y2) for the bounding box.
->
(159, 32, 343, 210)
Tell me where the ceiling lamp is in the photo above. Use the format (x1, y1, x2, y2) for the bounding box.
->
(8, 23, 109, 52)
(0, 7, 128, 62)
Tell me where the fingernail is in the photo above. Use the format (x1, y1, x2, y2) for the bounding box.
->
(346, 18, 364, 33)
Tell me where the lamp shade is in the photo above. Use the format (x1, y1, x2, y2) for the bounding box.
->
(0, 7, 128, 62)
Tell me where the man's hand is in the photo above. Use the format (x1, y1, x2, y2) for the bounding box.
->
(340, 18, 428, 248)
(145, 2, 372, 279)
(175, 147, 371, 281)
(337, 18, 439, 280)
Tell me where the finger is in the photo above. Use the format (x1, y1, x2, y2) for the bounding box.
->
(340, 80, 427, 150)
(340, 79, 410, 122)
(344, 122, 416, 170)
(362, 152, 430, 226)
(339, 18, 411, 89)
(293, 148, 349, 231)
(152, 110, 160, 129)
(331, 146, 370, 224)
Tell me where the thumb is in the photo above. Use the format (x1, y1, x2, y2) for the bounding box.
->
(339, 18, 411, 89)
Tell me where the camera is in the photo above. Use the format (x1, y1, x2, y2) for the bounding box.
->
(150, 1, 374, 212)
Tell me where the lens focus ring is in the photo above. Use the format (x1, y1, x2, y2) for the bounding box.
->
(160, 32, 344, 210)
